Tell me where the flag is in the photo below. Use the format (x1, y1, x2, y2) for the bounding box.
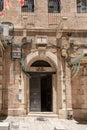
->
(0, 10, 5, 16)
(0, 0, 10, 16)
(19, 0, 24, 6)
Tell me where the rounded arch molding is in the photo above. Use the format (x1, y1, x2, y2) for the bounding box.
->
(24, 51, 60, 114)
(24, 51, 58, 70)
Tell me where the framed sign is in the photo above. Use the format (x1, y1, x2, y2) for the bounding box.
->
(12, 51, 21, 59)
(35, 35, 47, 44)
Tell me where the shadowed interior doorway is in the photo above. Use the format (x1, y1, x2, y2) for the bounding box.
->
(30, 73, 52, 112)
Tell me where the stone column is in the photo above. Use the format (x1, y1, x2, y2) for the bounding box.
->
(65, 63, 73, 119)
(58, 37, 73, 119)
(58, 61, 68, 118)
(0, 57, 3, 113)
(52, 74, 57, 113)
(0, 84, 2, 111)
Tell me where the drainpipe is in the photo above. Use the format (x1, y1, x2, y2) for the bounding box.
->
(2, 51, 6, 114)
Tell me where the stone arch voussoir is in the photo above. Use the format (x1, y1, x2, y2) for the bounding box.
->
(25, 51, 58, 70)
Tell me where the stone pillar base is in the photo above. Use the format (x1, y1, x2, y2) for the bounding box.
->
(58, 109, 67, 119)
(8, 109, 26, 116)
(58, 109, 73, 119)
(0, 122, 10, 130)
(73, 109, 87, 120)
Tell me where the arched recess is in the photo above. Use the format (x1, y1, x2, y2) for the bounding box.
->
(25, 51, 58, 70)
(24, 51, 61, 114)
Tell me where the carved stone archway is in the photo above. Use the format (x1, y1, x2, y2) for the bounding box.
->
(24, 51, 60, 114)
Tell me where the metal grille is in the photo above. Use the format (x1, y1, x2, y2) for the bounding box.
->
(0, 0, 3, 11)
(77, 0, 87, 13)
(48, 0, 60, 13)
(21, 0, 34, 12)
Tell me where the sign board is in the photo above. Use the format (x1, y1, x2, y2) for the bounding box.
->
(35, 35, 47, 44)
(12, 51, 21, 59)
(3, 25, 9, 37)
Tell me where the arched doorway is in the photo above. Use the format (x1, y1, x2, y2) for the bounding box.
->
(29, 60, 56, 112)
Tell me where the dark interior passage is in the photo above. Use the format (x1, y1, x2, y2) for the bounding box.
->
(41, 75, 52, 112)
(30, 73, 52, 112)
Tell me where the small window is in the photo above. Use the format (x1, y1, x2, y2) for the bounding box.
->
(48, 0, 60, 13)
(0, 0, 4, 11)
(77, 0, 87, 13)
(31, 60, 51, 67)
(21, 0, 34, 12)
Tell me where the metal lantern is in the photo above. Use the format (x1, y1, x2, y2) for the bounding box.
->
(61, 48, 67, 57)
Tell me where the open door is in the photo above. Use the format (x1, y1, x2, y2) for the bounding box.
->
(30, 74, 52, 112)
(41, 74, 52, 112)
(30, 76, 41, 111)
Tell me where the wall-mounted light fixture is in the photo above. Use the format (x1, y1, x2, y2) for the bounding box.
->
(22, 37, 32, 44)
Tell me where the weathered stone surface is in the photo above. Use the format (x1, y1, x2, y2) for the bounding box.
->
(0, 122, 10, 130)
(0, 0, 87, 120)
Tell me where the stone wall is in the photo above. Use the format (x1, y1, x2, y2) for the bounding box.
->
(72, 66, 87, 120)
(0, 0, 87, 119)
(0, 0, 87, 29)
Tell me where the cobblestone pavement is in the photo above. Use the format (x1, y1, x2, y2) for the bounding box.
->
(1, 116, 87, 130)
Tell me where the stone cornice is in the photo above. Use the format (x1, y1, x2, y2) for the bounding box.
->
(12, 27, 87, 36)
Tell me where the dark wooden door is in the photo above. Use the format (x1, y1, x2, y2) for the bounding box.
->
(30, 76, 41, 111)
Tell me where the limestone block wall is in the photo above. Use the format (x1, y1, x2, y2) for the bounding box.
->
(1, 31, 58, 116)
(0, 55, 3, 112)
(3, 47, 26, 116)
(0, 0, 21, 26)
(68, 34, 87, 120)
(0, 0, 87, 29)
(0, 0, 87, 119)
(72, 67, 87, 120)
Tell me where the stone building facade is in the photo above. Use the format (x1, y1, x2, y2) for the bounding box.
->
(0, 0, 87, 120)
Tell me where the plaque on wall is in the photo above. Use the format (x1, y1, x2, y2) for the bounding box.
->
(12, 51, 21, 59)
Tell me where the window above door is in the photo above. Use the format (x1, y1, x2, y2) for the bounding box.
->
(0, 0, 4, 11)
(48, 0, 61, 13)
(21, 0, 34, 12)
(77, 0, 87, 13)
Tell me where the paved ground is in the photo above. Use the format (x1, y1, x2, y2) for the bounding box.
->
(1, 116, 87, 130)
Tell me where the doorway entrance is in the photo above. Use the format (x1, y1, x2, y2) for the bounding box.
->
(30, 73, 52, 112)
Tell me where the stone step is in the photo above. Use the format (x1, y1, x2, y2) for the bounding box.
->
(54, 127, 66, 130)
(0, 122, 10, 130)
(28, 112, 58, 118)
